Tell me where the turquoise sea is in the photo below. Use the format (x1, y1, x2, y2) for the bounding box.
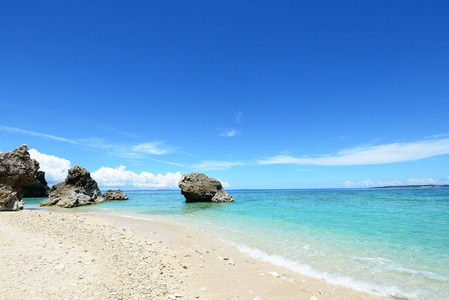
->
(27, 188, 449, 299)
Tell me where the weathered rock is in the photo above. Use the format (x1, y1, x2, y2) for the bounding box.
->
(102, 189, 128, 201)
(23, 171, 51, 198)
(40, 165, 103, 208)
(178, 172, 234, 203)
(0, 144, 39, 210)
(0, 184, 24, 211)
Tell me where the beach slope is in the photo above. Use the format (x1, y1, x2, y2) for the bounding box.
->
(0, 210, 387, 299)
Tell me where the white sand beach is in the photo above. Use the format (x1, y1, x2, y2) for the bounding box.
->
(0, 209, 388, 299)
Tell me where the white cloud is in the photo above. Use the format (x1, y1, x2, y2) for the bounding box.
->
(29, 149, 71, 184)
(191, 160, 245, 171)
(219, 128, 240, 137)
(219, 180, 231, 188)
(259, 138, 449, 166)
(91, 165, 182, 189)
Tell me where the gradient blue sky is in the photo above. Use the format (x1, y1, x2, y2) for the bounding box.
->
(1, 1, 448, 189)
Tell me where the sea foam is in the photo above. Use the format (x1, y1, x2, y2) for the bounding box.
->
(227, 240, 422, 299)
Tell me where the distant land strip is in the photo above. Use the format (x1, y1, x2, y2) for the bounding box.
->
(372, 185, 449, 189)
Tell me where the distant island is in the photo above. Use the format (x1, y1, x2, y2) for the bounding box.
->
(373, 185, 449, 189)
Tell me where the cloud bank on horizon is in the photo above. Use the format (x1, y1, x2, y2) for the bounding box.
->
(27, 148, 232, 189)
(28, 148, 184, 189)
(92, 166, 181, 189)
(344, 176, 449, 188)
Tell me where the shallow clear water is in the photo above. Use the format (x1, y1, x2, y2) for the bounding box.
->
(26, 188, 449, 299)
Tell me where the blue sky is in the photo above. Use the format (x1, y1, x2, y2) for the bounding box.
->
(1, 1, 448, 189)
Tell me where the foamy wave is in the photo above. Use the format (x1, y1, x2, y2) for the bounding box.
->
(227, 241, 421, 299)
(355, 256, 448, 282)
(110, 213, 154, 221)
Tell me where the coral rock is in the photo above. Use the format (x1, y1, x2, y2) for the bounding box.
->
(102, 189, 128, 201)
(0, 144, 39, 210)
(40, 165, 103, 208)
(178, 172, 234, 203)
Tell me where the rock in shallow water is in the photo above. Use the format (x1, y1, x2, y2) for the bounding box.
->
(102, 189, 128, 201)
(178, 172, 234, 203)
(40, 165, 103, 208)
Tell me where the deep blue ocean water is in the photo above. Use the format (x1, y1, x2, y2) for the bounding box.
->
(26, 188, 449, 299)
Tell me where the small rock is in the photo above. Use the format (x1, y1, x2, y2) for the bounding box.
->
(200, 287, 207, 292)
(55, 264, 65, 271)
(268, 271, 279, 277)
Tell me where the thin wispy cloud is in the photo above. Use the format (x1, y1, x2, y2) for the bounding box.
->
(259, 138, 449, 166)
(191, 160, 245, 171)
(151, 158, 186, 167)
(425, 133, 449, 139)
(218, 111, 243, 137)
(234, 111, 242, 124)
(219, 128, 240, 137)
(0, 125, 78, 144)
(132, 142, 175, 155)
(76, 139, 177, 158)
(1, 125, 176, 159)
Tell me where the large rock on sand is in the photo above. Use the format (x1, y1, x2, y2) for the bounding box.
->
(102, 189, 128, 201)
(0, 144, 39, 210)
(178, 172, 234, 203)
(23, 171, 51, 198)
(40, 165, 103, 208)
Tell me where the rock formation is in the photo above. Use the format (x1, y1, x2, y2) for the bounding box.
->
(23, 171, 51, 198)
(0, 185, 23, 211)
(178, 172, 234, 203)
(0, 144, 39, 210)
(40, 165, 103, 208)
(102, 189, 128, 201)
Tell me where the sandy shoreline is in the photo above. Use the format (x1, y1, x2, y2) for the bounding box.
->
(0, 209, 388, 299)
